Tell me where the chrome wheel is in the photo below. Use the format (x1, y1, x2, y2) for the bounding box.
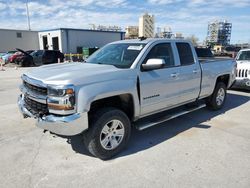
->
(100, 119, 125, 150)
(216, 88, 225, 106)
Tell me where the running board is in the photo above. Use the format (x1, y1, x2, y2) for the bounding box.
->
(135, 104, 206, 131)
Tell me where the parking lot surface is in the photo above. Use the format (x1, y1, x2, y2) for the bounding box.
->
(0, 67, 250, 188)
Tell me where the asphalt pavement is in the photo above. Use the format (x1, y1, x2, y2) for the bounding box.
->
(0, 67, 249, 188)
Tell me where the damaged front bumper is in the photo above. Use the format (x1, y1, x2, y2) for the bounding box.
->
(18, 95, 88, 136)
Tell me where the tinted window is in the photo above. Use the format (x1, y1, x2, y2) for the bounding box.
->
(144, 43, 174, 67)
(176, 43, 194, 65)
(195, 47, 213, 57)
(44, 51, 54, 57)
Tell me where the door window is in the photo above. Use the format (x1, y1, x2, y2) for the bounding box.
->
(176, 43, 194, 66)
(144, 43, 174, 68)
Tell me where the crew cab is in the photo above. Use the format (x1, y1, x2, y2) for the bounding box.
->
(18, 39, 236, 159)
(233, 49, 250, 90)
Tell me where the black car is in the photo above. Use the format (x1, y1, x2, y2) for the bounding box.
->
(31, 50, 64, 66)
(15, 49, 34, 67)
(16, 49, 64, 67)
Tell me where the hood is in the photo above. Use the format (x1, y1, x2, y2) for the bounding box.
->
(25, 62, 136, 86)
(236, 60, 250, 69)
(16, 48, 32, 57)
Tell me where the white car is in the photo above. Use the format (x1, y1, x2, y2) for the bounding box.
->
(234, 49, 250, 90)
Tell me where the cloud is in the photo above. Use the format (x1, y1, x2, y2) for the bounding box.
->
(0, 0, 249, 43)
(148, 0, 184, 5)
(0, 2, 7, 10)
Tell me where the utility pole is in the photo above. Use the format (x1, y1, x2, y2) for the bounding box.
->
(26, 0, 31, 30)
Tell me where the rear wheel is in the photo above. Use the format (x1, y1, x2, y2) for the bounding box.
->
(83, 107, 131, 160)
(206, 82, 227, 110)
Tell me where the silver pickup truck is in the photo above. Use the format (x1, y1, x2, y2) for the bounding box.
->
(18, 39, 236, 159)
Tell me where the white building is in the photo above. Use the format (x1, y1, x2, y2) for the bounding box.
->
(0, 29, 39, 52)
(125, 26, 139, 39)
(139, 13, 155, 38)
(38, 28, 125, 53)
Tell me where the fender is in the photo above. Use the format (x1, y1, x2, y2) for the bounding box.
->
(76, 78, 141, 118)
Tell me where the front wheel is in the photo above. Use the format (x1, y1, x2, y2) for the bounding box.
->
(83, 107, 131, 160)
(206, 82, 227, 110)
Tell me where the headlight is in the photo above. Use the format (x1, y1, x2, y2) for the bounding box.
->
(47, 85, 76, 115)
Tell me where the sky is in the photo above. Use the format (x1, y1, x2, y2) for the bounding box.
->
(0, 0, 249, 44)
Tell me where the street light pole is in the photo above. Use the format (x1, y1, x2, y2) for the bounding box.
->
(26, 0, 31, 30)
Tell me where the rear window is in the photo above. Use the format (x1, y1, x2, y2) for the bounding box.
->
(176, 43, 194, 65)
(195, 48, 213, 58)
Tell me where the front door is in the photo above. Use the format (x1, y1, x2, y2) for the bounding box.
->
(139, 42, 180, 116)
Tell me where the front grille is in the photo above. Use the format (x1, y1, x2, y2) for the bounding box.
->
(236, 69, 249, 78)
(24, 95, 48, 115)
(23, 81, 47, 95)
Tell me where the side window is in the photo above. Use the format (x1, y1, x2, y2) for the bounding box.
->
(144, 43, 175, 67)
(176, 43, 194, 66)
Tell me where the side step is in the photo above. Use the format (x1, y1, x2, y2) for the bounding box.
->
(135, 104, 206, 131)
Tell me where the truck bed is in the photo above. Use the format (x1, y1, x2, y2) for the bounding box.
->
(199, 57, 233, 63)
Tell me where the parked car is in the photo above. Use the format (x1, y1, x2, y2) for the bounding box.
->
(15, 49, 34, 67)
(18, 39, 236, 159)
(233, 49, 250, 90)
(1, 51, 17, 63)
(16, 49, 64, 67)
(9, 51, 23, 63)
(31, 50, 64, 66)
(0, 53, 5, 58)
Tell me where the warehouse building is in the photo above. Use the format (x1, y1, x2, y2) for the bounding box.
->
(38, 28, 125, 53)
(0, 29, 39, 52)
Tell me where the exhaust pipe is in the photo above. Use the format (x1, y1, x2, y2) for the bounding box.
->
(246, 81, 250, 87)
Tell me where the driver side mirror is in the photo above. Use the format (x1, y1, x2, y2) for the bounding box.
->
(142, 58, 165, 71)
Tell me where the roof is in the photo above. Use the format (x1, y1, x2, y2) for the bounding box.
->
(39, 28, 125, 34)
(0, 28, 38, 32)
(112, 38, 190, 44)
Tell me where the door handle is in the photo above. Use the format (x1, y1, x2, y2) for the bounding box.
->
(193, 69, 198, 74)
(171, 73, 178, 78)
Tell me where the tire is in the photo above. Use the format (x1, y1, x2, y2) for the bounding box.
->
(20, 60, 29, 67)
(206, 82, 227, 110)
(83, 107, 131, 160)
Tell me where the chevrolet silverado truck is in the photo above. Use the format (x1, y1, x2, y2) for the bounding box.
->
(18, 39, 236, 159)
(233, 49, 250, 90)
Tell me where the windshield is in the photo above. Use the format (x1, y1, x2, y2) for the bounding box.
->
(86, 43, 146, 68)
(237, 51, 250, 61)
(30, 50, 43, 56)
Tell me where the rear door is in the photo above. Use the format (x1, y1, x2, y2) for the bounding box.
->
(176, 42, 201, 103)
(139, 42, 181, 116)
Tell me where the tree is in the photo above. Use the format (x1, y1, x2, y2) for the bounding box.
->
(185, 35, 199, 46)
